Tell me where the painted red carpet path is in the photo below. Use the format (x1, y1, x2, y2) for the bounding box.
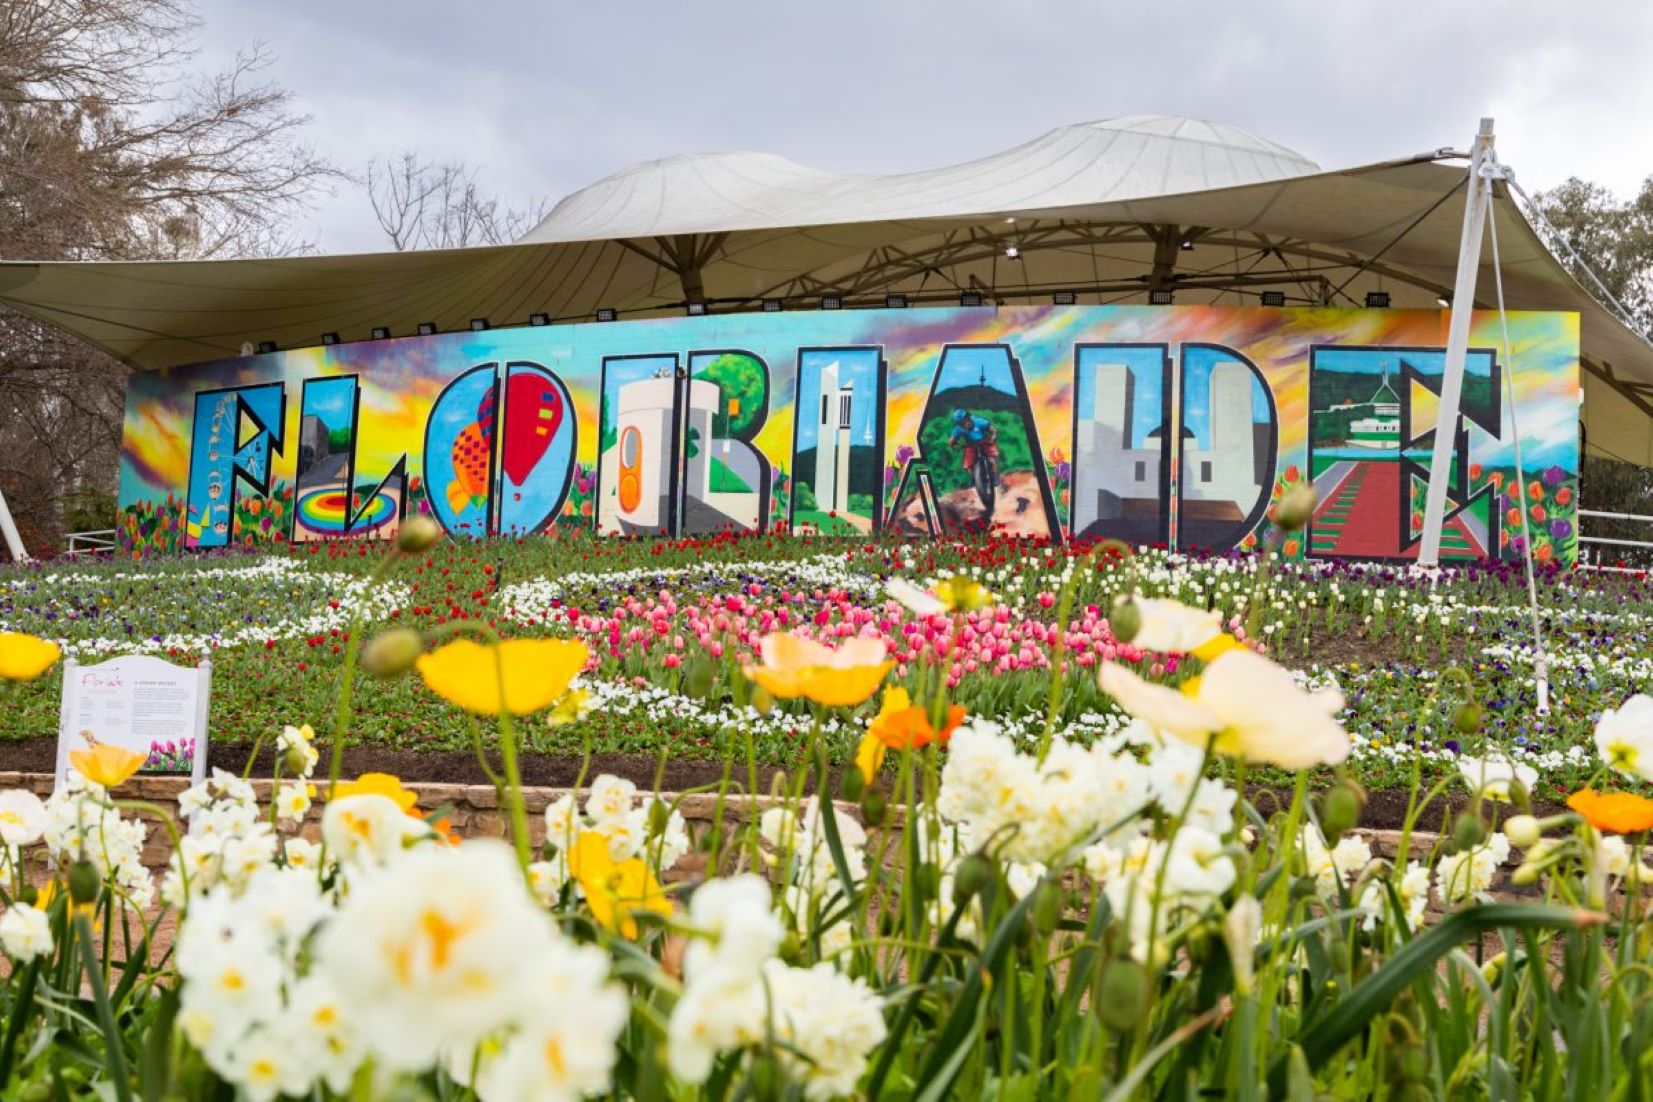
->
(1310, 460, 1482, 559)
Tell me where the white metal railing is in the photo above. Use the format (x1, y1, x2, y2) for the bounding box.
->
(1577, 509, 1653, 570)
(63, 529, 116, 556)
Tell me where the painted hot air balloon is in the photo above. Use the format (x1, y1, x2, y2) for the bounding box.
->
(501, 370, 564, 485)
(445, 386, 495, 515)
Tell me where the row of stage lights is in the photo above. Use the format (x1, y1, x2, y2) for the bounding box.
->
(255, 287, 1444, 355)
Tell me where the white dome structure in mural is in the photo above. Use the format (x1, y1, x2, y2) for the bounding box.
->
(0, 114, 1650, 461)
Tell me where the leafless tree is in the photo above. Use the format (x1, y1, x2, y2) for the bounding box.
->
(0, 0, 338, 552)
(367, 151, 548, 251)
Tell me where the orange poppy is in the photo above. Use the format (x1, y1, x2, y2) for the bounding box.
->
(1568, 788, 1653, 834)
(855, 688, 966, 782)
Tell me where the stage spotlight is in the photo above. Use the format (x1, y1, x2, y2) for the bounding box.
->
(321, 332, 340, 346)
(762, 299, 784, 312)
(469, 318, 490, 331)
(1053, 291, 1077, 306)
(1260, 291, 1286, 307)
(960, 291, 985, 307)
(1437, 295, 1452, 308)
(1149, 290, 1174, 305)
(1365, 292, 1391, 309)
(370, 326, 391, 340)
(686, 302, 708, 316)
(256, 340, 277, 354)
(1180, 240, 1194, 250)
(1005, 245, 1020, 260)
(820, 294, 842, 310)
(416, 322, 438, 336)
(591, 310, 614, 323)
(885, 293, 907, 309)
(532, 312, 554, 325)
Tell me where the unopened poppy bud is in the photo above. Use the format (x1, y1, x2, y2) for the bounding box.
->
(859, 787, 887, 827)
(1452, 702, 1483, 735)
(839, 767, 865, 801)
(1097, 959, 1149, 1032)
(1032, 880, 1063, 935)
(396, 514, 443, 554)
(360, 628, 424, 677)
(684, 659, 714, 699)
(1504, 814, 1541, 849)
(647, 799, 671, 837)
(750, 686, 774, 716)
(67, 860, 100, 905)
(952, 853, 993, 903)
(1110, 597, 1142, 644)
(1321, 782, 1363, 841)
(1452, 811, 1486, 852)
(1275, 483, 1318, 532)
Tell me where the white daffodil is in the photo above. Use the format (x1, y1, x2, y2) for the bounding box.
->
(0, 790, 47, 847)
(0, 903, 53, 961)
(315, 841, 582, 1072)
(885, 577, 946, 616)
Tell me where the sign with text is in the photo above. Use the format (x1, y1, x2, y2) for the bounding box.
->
(55, 654, 210, 787)
(116, 304, 1582, 564)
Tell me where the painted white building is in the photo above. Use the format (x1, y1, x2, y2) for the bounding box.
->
(610, 375, 719, 531)
(813, 361, 855, 514)
(1180, 360, 1261, 509)
(1073, 362, 1161, 532)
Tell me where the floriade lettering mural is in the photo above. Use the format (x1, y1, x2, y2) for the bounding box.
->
(118, 305, 1582, 564)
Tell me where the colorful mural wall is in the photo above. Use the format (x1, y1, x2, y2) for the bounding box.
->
(117, 305, 1582, 564)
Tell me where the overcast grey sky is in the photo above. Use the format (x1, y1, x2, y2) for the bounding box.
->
(194, 0, 1653, 254)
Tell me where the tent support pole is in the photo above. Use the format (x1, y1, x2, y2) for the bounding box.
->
(0, 483, 29, 562)
(1418, 118, 1495, 567)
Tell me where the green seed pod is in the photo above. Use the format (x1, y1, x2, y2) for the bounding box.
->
(67, 859, 100, 905)
(1328, 936, 1352, 974)
(647, 799, 671, 837)
(911, 863, 940, 904)
(359, 627, 424, 678)
(952, 853, 993, 904)
(860, 787, 887, 827)
(395, 514, 443, 554)
(1097, 959, 1150, 1032)
(1452, 811, 1486, 852)
(1109, 597, 1142, 644)
(1321, 782, 1363, 841)
(839, 767, 865, 802)
(16, 884, 37, 907)
(1452, 702, 1483, 735)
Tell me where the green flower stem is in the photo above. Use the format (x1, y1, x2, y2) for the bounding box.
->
(325, 550, 405, 799)
(76, 912, 133, 1102)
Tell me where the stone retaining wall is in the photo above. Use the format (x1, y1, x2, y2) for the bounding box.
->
(2, 772, 1462, 875)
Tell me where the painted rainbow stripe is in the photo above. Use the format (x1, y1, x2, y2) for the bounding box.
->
(296, 487, 397, 533)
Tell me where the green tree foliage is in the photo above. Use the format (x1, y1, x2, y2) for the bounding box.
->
(1533, 177, 1653, 335)
(693, 354, 766, 437)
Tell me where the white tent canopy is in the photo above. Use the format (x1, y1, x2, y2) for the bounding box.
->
(0, 114, 1648, 456)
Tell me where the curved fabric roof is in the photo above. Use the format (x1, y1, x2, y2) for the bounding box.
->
(0, 114, 1648, 434)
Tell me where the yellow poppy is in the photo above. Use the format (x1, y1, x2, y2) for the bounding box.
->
(0, 633, 61, 682)
(856, 687, 966, 783)
(568, 830, 671, 938)
(742, 633, 894, 708)
(415, 638, 590, 716)
(335, 772, 420, 815)
(932, 575, 994, 612)
(1568, 788, 1653, 835)
(68, 744, 146, 789)
(35, 880, 97, 924)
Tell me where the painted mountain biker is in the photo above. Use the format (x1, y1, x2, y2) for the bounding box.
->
(949, 409, 1000, 514)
